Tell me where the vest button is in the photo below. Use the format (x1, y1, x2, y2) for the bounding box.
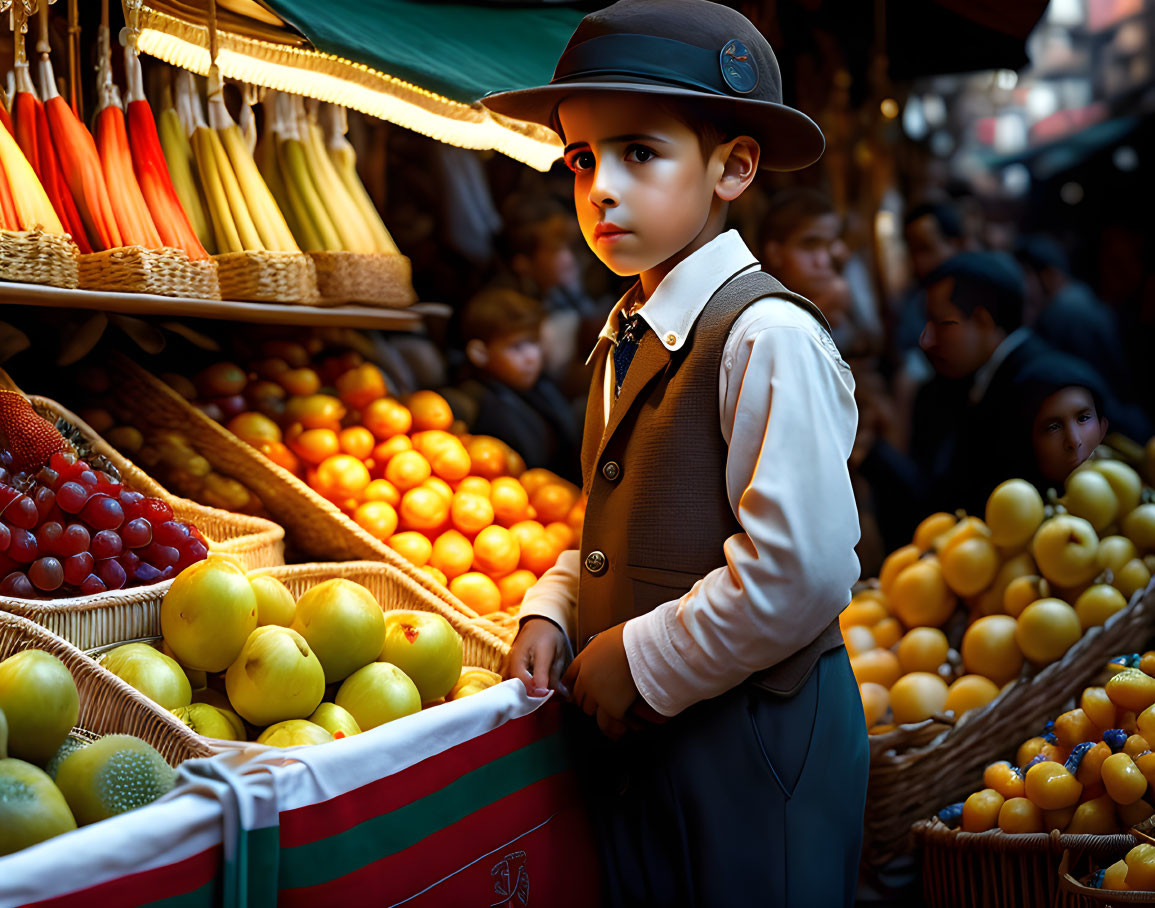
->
(584, 550, 607, 576)
(602, 460, 621, 481)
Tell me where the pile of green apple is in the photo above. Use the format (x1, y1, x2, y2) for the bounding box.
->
(99, 555, 481, 747)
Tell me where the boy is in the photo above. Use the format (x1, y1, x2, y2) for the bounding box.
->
(456, 287, 581, 483)
(484, 2, 867, 904)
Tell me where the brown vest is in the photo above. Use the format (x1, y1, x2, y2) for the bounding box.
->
(577, 270, 844, 698)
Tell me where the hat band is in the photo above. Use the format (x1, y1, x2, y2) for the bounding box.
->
(553, 33, 739, 98)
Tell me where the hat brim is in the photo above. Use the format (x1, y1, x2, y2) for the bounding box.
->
(483, 80, 824, 172)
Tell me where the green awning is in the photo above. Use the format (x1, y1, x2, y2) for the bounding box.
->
(261, 0, 584, 105)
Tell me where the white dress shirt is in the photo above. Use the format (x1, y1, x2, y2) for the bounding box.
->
(519, 230, 862, 717)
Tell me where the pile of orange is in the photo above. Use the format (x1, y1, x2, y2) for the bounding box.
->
(210, 342, 585, 616)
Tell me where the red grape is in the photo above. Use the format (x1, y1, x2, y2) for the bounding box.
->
(187, 524, 207, 546)
(135, 499, 174, 524)
(78, 470, 98, 488)
(79, 574, 107, 596)
(90, 530, 123, 559)
(80, 495, 124, 531)
(59, 524, 90, 558)
(118, 489, 145, 515)
(28, 557, 63, 592)
(97, 559, 126, 590)
(95, 472, 122, 496)
(4, 496, 39, 530)
(36, 466, 59, 488)
(56, 482, 90, 514)
(158, 565, 177, 581)
(144, 543, 179, 568)
(8, 529, 37, 563)
(153, 521, 190, 548)
(176, 539, 209, 572)
(118, 550, 141, 575)
(133, 562, 162, 585)
(0, 523, 9, 553)
(32, 487, 55, 521)
(121, 518, 152, 549)
(49, 451, 76, 474)
(63, 552, 94, 586)
(0, 571, 34, 598)
(36, 522, 63, 556)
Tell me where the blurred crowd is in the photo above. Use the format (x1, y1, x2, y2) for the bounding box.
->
(381, 135, 1155, 580)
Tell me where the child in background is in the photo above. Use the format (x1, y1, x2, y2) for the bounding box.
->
(456, 288, 581, 483)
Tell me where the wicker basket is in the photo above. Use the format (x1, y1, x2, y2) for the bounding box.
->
(1057, 849, 1155, 906)
(309, 251, 417, 308)
(866, 582, 1155, 865)
(214, 250, 319, 303)
(0, 611, 211, 764)
(77, 246, 220, 299)
(915, 819, 1139, 908)
(103, 352, 483, 623)
(249, 561, 509, 671)
(0, 228, 79, 288)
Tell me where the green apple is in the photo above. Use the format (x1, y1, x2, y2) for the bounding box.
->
(1032, 515, 1100, 588)
(170, 703, 240, 740)
(379, 611, 463, 704)
(251, 575, 297, 627)
(0, 650, 79, 765)
(336, 662, 420, 730)
(309, 702, 361, 738)
(101, 643, 192, 710)
(291, 579, 385, 683)
(257, 719, 333, 748)
(225, 626, 325, 726)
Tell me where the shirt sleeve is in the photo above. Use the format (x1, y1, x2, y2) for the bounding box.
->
(621, 301, 862, 716)
(517, 548, 580, 645)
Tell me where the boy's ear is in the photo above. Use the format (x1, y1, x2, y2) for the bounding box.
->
(465, 339, 490, 369)
(1098, 416, 1110, 444)
(714, 136, 760, 202)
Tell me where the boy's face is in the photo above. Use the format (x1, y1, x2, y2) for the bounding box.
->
(919, 277, 997, 380)
(482, 328, 543, 393)
(557, 95, 725, 280)
(1032, 387, 1108, 484)
(905, 214, 958, 282)
(764, 213, 843, 300)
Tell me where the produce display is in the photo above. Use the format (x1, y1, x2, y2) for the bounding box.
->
(0, 392, 207, 597)
(849, 461, 1155, 733)
(0, 649, 174, 856)
(97, 556, 502, 748)
(1084, 843, 1155, 892)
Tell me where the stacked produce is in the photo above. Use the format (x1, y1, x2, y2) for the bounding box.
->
(1085, 843, 1155, 892)
(0, 392, 208, 597)
(0, 649, 175, 856)
(97, 557, 501, 747)
(850, 460, 1155, 733)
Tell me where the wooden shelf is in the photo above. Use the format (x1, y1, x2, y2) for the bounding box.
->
(0, 282, 450, 330)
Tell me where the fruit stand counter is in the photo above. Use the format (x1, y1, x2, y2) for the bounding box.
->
(0, 681, 599, 907)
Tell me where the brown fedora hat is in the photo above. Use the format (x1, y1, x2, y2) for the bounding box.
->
(482, 0, 824, 172)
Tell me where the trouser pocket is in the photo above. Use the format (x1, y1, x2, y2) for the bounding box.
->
(746, 660, 821, 798)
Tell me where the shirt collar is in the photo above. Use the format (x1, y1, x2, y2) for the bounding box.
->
(969, 326, 1031, 404)
(586, 230, 759, 364)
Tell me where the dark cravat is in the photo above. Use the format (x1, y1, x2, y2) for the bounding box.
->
(613, 309, 649, 395)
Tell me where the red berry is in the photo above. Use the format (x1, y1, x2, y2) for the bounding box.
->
(78, 470, 98, 488)
(28, 557, 63, 592)
(59, 524, 90, 558)
(176, 539, 209, 571)
(133, 562, 162, 585)
(135, 498, 174, 524)
(95, 472, 122, 496)
(0, 485, 19, 511)
(144, 542, 179, 568)
(57, 482, 90, 514)
(0, 571, 35, 598)
(118, 489, 145, 515)
(32, 487, 55, 522)
(36, 521, 63, 556)
(36, 466, 59, 488)
(118, 550, 141, 574)
(4, 496, 39, 530)
(0, 523, 9, 553)
(90, 530, 123, 559)
(79, 573, 107, 596)
(49, 451, 75, 474)
(63, 552, 94, 586)
(153, 521, 190, 548)
(80, 495, 124, 531)
(8, 529, 37, 563)
(97, 559, 126, 590)
(121, 518, 152, 549)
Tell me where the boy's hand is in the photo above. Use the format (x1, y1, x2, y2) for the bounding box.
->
(506, 617, 571, 698)
(562, 622, 639, 739)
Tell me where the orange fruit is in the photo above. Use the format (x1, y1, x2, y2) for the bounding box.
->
(422, 565, 448, 587)
(251, 357, 290, 381)
(498, 570, 537, 609)
(519, 533, 562, 576)
(456, 476, 492, 498)
(466, 436, 510, 479)
(491, 477, 530, 527)
(879, 544, 921, 595)
(370, 435, 413, 475)
(260, 340, 309, 367)
(472, 525, 520, 578)
(335, 363, 387, 411)
(388, 531, 433, 567)
(896, 627, 950, 674)
(545, 521, 575, 550)
(422, 477, 454, 504)
(399, 486, 450, 532)
(961, 615, 1024, 685)
(385, 450, 432, 492)
(258, 441, 300, 475)
(849, 649, 902, 689)
(530, 482, 579, 525)
(431, 530, 474, 580)
(1016, 599, 1082, 665)
(913, 512, 958, 552)
(338, 426, 375, 460)
(353, 501, 398, 541)
(411, 430, 459, 459)
(313, 454, 371, 504)
(839, 597, 888, 630)
(317, 349, 362, 383)
(227, 412, 282, 446)
(362, 398, 413, 440)
(889, 559, 956, 628)
(506, 448, 526, 477)
(406, 390, 454, 432)
(451, 492, 495, 536)
(449, 572, 502, 616)
(428, 439, 472, 482)
(278, 367, 322, 397)
(872, 617, 903, 650)
(519, 468, 560, 497)
(284, 394, 346, 431)
(844, 625, 876, 657)
(362, 478, 400, 507)
(288, 427, 340, 466)
(510, 520, 546, 549)
(565, 498, 586, 534)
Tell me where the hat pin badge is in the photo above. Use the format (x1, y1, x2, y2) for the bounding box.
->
(720, 39, 758, 94)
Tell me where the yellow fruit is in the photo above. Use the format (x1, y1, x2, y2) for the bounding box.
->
(335, 662, 421, 730)
(986, 479, 1045, 548)
(1075, 584, 1129, 629)
(225, 626, 325, 726)
(961, 615, 1023, 685)
(353, 501, 400, 542)
(1024, 761, 1083, 810)
(1103, 752, 1147, 805)
(0, 652, 80, 765)
(844, 625, 877, 657)
(872, 617, 903, 649)
(889, 559, 956, 628)
(940, 535, 999, 597)
(497, 569, 537, 608)
(379, 610, 464, 704)
(839, 597, 888, 630)
(448, 572, 502, 616)
(879, 544, 921, 594)
(945, 675, 1000, 717)
(160, 555, 258, 673)
(1066, 794, 1119, 834)
(0, 758, 76, 853)
(1083, 686, 1118, 731)
(1108, 668, 1155, 713)
(1098, 535, 1138, 574)
(1123, 504, 1155, 554)
(422, 477, 455, 504)
(387, 531, 433, 567)
(889, 672, 949, 725)
(934, 516, 991, 555)
(385, 450, 432, 492)
(912, 512, 957, 552)
(251, 575, 297, 627)
(1015, 598, 1082, 665)
(1089, 460, 1143, 517)
(490, 476, 531, 527)
(961, 788, 1005, 832)
(997, 797, 1043, 833)
(431, 529, 474, 580)
(451, 492, 496, 536)
(859, 681, 889, 728)
(895, 627, 949, 674)
(399, 487, 450, 533)
(1127, 843, 1155, 891)
(1103, 859, 1129, 891)
(257, 719, 334, 748)
(1062, 468, 1119, 532)
(849, 649, 902, 689)
(1032, 515, 1100, 588)
(1115, 558, 1152, 601)
(471, 525, 520, 578)
(290, 579, 386, 684)
(1003, 575, 1046, 618)
(405, 390, 454, 432)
